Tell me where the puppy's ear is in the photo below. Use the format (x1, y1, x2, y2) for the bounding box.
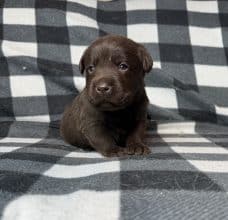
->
(79, 54, 85, 75)
(137, 44, 153, 74)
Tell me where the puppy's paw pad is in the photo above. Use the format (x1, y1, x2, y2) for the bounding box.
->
(125, 144, 151, 155)
(142, 146, 151, 155)
(101, 147, 127, 157)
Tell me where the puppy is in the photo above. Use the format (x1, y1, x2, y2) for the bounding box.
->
(60, 35, 153, 157)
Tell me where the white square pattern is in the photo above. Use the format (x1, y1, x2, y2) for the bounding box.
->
(66, 12, 98, 28)
(189, 26, 223, 48)
(215, 105, 228, 116)
(16, 115, 50, 122)
(195, 64, 228, 87)
(67, 0, 97, 8)
(187, 1, 218, 13)
(127, 24, 158, 43)
(10, 75, 46, 97)
(3, 8, 35, 25)
(126, 0, 156, 10)
(146, 87, 178, 109)
(70, 46, 87, 65)
(73, 76, 86, 92)
(2, 40, 37, 58)
(2, 190, 120, 220)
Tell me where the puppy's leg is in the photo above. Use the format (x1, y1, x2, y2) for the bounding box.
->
(125, 119, 151, 155)
(82, 124, 128, 157)
(125, 102, 151, 155)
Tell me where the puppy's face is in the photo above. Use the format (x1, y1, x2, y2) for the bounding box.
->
(79, 35, 153, 111)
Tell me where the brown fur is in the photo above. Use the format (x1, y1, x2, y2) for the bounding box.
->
(60, 35, 153, 157)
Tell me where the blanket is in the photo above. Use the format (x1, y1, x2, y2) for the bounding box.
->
(0, 0, 228, 219)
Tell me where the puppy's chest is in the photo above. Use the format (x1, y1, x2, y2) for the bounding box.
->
(103, 109, 137, 132)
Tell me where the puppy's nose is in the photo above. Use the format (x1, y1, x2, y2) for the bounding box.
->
(96, 83, 112, 94)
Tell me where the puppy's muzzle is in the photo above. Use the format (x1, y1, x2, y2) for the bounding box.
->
(95, 82, 112, 95)
(93, 77, 115, 96)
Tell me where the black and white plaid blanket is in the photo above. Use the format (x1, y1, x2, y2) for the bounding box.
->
(0, 1, 228, 219)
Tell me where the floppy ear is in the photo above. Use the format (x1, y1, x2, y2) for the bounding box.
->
(79, 53, 85, 75)
(137, 44, 153, 74)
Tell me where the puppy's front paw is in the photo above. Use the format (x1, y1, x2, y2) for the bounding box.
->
(101, 147, 127, 157)
(125, 143, 151, 155)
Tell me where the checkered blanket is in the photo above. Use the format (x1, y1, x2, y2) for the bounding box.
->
(0, 1, 228, 219)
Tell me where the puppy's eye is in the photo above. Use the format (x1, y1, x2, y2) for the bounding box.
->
(119, 62, 128, 71)
(87, 65, 95, 74)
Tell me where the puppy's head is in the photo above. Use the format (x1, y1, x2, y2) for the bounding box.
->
(79, 35, 153, 111)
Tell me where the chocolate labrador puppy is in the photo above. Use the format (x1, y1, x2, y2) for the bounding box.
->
(60, 35, 153, 157)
